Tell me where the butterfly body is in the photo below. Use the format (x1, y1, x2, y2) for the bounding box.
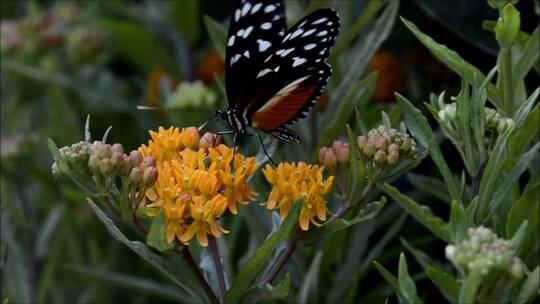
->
(216, 0, 340, 144)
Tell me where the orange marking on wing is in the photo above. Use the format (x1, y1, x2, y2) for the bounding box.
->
(251, 84, 316, 130)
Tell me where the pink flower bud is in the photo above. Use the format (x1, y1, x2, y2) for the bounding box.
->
(99, 158, 113, 174)
(111, 143, 124, 154)
(96, 144, 112, 159)
(319, 147, 337, 167)
(143, 167, 158, 186)
(331, 140, 349, 164)
(129, 150, 143, 166)
(129, 167, 143, 184)
(111, 152, 124, 169)
(140, 156, 156, 171)
(200, 132, 222, 150)
(88, 154, 100, 171)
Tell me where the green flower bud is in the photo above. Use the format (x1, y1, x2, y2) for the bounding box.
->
(374, 136, 388, 150)
(374, 150, 387, 165)
(111, 152, 124, 170)
(363, 140, 377, 157)
(387, 151, 399, 165)
(88, 154, 100, 171)
(356, 135, 368, 149)
(99, 158, 113, 175)
(130, 167, 143, 184)
(96, 144, 112, 159)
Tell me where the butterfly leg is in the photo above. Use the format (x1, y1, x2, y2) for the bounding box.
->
(215, 130, 236, 147)
(248, 133, 277, 166)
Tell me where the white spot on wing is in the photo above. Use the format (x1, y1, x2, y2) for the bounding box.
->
(301, 28, 316, 37)
(316, 30, 328, 37)
(242, 26, 253, 38)
(290, 28, 304, 39)
(312, 17, 328, 25)
(292, 57, 307, 67)
(241, 2, 252, 16)
(228, 36, 235, 46)
(243, 50, 250, 58)
(280, 48, 294, 57)
(235, 9, 241, 21)
(261, 22, 272, 30)
(251, 3, 262, 14)
(304, 43, 316, 50)
(256, 66, 279, 78)
(257, 39, 272, 52)
(264, 4, 276, 13)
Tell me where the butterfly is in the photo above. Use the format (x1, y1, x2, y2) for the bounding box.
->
(215, 0, 340, 145)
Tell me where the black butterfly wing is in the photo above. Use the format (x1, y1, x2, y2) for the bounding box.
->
(244, 9, 340, 132)
(225, 0, 286, 110)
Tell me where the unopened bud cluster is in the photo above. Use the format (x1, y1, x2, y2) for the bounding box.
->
(52, 141, 92, 177)
(445, 226, 523, 280)
(319, 140, 350, 167)
(438, 103, 514, 134)
(356, 125, 416, 166)
(88, 141, 157, 188)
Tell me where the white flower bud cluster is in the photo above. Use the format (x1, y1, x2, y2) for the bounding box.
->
(52, 141, 92, 177)
(445, 226, 523, 279)
(438, 103, 514, 134)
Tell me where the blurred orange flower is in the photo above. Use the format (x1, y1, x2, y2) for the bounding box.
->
(370, 51, 402, 103)
(197, 51, 225, 85)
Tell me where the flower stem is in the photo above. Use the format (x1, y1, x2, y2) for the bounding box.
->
(501, 47, 514, 117)
(208, 235, 227, 301)
(132, 214, 148, 237)
(263, 234, 299, 285)
(182, 246, 220, 304)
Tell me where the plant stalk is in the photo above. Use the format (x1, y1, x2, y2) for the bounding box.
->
(208, 235, 227, 301)
(501, 47, 514, 117)
(263, 234, 299, 285)
(182, 246, 220, 304)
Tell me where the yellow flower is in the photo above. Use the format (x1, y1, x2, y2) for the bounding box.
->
(263, 162, 333, 231)
(140, 126, 258, 247)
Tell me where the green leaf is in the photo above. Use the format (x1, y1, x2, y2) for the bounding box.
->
(204, 15, 227, 60)
(514, 88, 539, 126)
(495, 3, 521, 48)
(345, 124, 366, 204)
(97, 19, 176, 73)
(373, 261, 406, 303)
(507, 181, 539, 257)
(400, 17, 501, 107)
(66, 264, 188, 301)
(516, 266, 539, 303)
(426, 267, 460, 303)
(298, 252, 323, 304)
(398, 253, 422, 304)
(510, 220, 528, 256)
(513, 27, 539, 89)
(380, 183, 451, 243)
(225, 200, 303, 303)
(483, 143, 539, 221)
(321, 72, 378, 146)
(395, 93, 461, 203)
(459, 270, 483, 304)
(171, 1, 200, 43)
(509, 103, 539, 160)
(302, 198, 386, 245)
(87, 200, 206, 302)
(407, 173, 451, 205)
(476, 128, 513, 220)
(146, 211, 173, 251)
(449, 201, 469, 243)
(241, 274, 291, 303)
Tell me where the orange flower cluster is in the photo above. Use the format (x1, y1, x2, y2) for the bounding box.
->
(263, 162, 334, 231)
(140, 127, 258, 246)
